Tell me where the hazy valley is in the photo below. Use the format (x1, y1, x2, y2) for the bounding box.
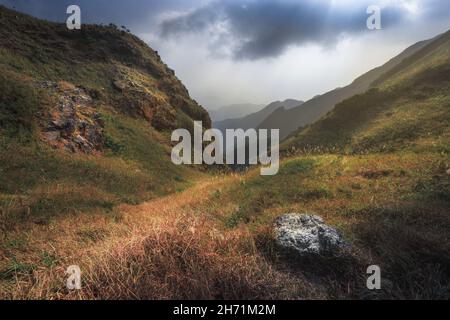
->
(0, 5, 449, 300)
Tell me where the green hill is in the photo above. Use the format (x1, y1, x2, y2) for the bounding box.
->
(0, 5, 209, 226)
(282, 30, 450, 155)
(259, 38, 433, 140)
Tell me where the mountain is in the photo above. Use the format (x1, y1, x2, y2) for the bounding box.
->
(209, 103, 265, 122)
(282, 30, 450, 154)
(0, 5, 209, 222)
(259, 38, 434, 140)
(213, 99, 303, 132)
(1, 5, 449, 300)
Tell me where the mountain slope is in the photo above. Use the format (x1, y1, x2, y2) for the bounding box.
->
(259, 38, 434, 140)
(0, 6, 210, 133)
(209, 103, 265, 122)
(0, 5, 209, 225)
(282, 30, 450, 155)
(213, 99, 303, 132)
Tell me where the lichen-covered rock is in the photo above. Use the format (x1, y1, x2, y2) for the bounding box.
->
(274, 213, 346, 256)
(40, 81, 104, 154)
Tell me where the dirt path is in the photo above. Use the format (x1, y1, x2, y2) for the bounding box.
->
(118, 175, 233, 225)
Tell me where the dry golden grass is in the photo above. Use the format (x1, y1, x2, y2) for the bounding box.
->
(0, 176, 317, 299)
(1, 152, 448, 300)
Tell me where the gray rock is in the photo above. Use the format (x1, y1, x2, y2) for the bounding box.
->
(43, 131, 60, 142)
(274, 214, 346, 256)
(113, 80, 127, 91)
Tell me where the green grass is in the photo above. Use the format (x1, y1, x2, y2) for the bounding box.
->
(0, 68, 49, 140)
(0, 117, 198, 226)
(222, 158, 332, 228)
(0, 77, 199, 227)
(0, 258, 36, 280)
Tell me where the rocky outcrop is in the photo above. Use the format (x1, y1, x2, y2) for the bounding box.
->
(274, 214, 346, 256)
(112, 76, 178, 131)
(40, 81, 104, 154)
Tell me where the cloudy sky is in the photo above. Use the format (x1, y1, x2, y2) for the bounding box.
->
(2, 0, 450, 110)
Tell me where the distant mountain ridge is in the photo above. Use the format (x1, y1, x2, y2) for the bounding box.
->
(209, 103, 265, 122)
(259, 38, 434, 140)
(213, 99, 303, 132)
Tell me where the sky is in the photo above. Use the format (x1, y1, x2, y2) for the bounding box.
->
(2, 0, 450, 110)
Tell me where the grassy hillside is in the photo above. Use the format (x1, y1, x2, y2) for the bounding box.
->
(0, 5, 208, 229)
(259, 37, 432, 140)
(3, 152, 447, 299)
(282, 30, 450, 155)
(0, 6, 448, 300)
(0, 6, 210, 129)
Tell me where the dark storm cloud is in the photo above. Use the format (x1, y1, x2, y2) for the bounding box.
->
(423, 0, 450, 19)
(2, 0, 449, 60)
(160, 0, 449, 60)
(0, 0, 195, 32)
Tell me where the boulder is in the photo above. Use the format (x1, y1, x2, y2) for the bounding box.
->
(274, 213, 346, 256)
(113, 80, 127, 91)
